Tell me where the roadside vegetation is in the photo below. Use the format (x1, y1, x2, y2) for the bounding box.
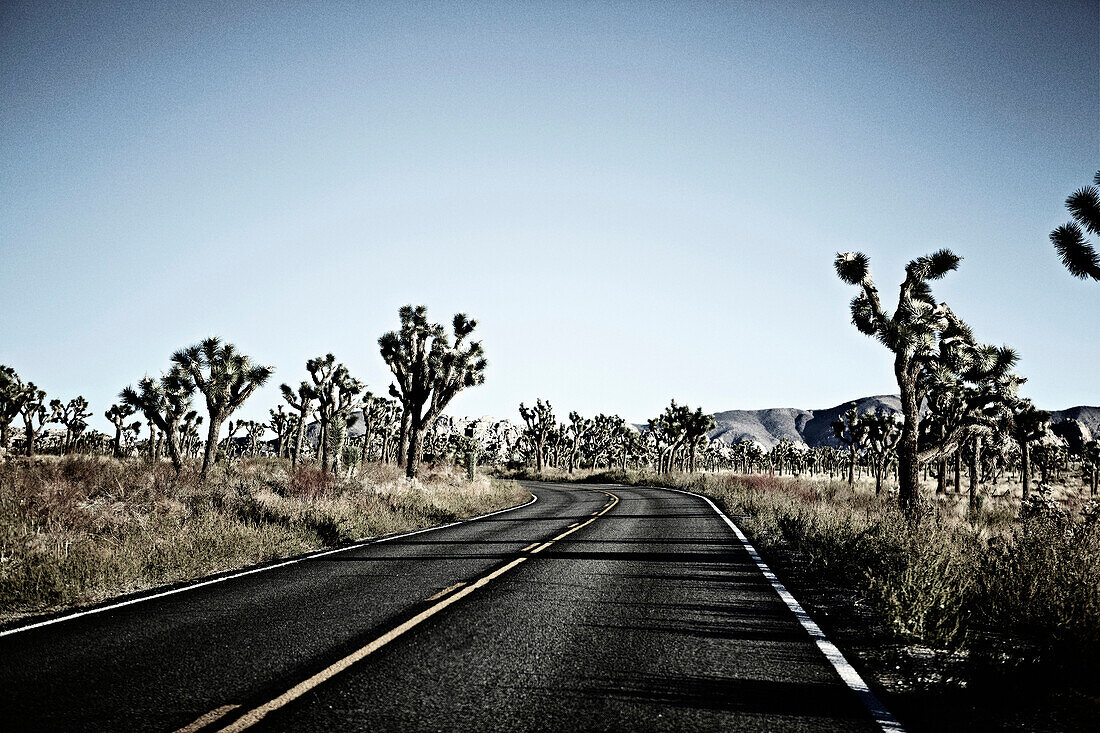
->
(0, 455, 525, 623)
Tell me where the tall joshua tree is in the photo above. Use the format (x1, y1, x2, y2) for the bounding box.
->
(1050, 170, 1100, 281)
(172, 337, 273, 479)
(105, 402, 140, 458)
(519, 399, 555, 473)
(566, 411, 591, 474)
(268, 405, 293, 458)
(49, 396, 91, 454)
(120, 369, 194, 472)
(835, 249, 963, 514)
(358, 393, 386, 465)
(281, 381, 317, 468)
(19, 383, 47, 456)
(0, 365, 28, 451)
(307, 354, 363, 473)
(380, 305, 488, 479)
(1010, 400, 1050, 500)
(831, 403, 869, 485)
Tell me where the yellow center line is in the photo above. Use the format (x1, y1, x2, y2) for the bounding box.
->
(520, 542, 539, 552)
(425, 582, 466, 602)
(175, 705, 240, 733)
(213, 489, 620, 733)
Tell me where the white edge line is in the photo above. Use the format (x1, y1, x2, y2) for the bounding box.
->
(0, 492, 539, 639)
(655, 484, 904, 733)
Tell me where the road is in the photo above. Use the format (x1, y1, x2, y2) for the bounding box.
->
(0, 481, 899, 732)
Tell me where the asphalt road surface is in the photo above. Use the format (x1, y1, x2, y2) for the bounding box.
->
(0, 481, 899, 732)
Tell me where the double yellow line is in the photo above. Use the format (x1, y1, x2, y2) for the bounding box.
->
(180, 489, 619, 733)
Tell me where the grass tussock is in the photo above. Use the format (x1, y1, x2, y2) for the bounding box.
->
(0, 455, 527, 622)
(515, 467, 1100, 669)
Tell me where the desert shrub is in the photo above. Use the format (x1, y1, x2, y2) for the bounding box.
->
(0, 455, 528, 622)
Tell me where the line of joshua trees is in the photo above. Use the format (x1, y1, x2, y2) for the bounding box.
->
(1, 175, 1097, 502)
(0, 306, 487, 481)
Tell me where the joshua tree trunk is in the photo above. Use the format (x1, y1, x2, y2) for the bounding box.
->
(398, 408, 411, 470)
(896, 360, 921, 516)
(847, 445, 856, 485)
(405, 406, 424, 479)
(954, 453, 962, 494)
(936, 458, 947, 494)
(292, 411, 308, 468)
(1020, 442, 1031, 500)
(201, 410, 227, 477)
(360, 422, 374, 466)
(968, 435, 982, 512)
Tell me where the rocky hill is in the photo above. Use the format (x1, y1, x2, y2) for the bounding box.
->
(708, 396, 1099, 449)
(708, 395, 902, 449)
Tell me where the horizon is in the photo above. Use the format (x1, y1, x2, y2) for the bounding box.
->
(3, 1, 1098, 436)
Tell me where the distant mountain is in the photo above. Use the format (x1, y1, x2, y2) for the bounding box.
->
(707, 396, 1100, 449)
(708, 395, 902, 449)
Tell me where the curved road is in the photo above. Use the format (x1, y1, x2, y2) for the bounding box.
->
(0, 481, 897, 732)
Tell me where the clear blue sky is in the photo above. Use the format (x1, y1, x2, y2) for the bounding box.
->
(2, 1, 1097, 435)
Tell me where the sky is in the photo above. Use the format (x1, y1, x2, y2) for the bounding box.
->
(1, 0, 1098, 436)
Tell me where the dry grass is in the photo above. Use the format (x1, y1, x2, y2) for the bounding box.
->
(512, 467, 1100, 668)
(0, 455, 527, 623)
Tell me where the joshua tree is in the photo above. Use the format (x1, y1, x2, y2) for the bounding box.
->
(357, 393, 385, 465)
(172, 337, 273, 479)
(268, 405, 293, 458)
(835, 249, 970, 514)
(18, 383, 47, 456)
(105, 403, 140, 457)
(48, 396, 91, 454)
(0, 365, 29, 451)
(1082, 441, 1100, 496)
(831, 404, 869, 485)
(379, 305, 488, 479)
(862, 409, 901, 494)
(179, 410, 204, 458)
(120, 369, 194, 472)
(244, 420, 267, 457)
(1050, 170, 1100, 281)
(1009, 400, 1050, 500)
(683, 409, 716, 472)
(307, 354, 363, 473)
(566, 411, 591, 474)
(519, 399, 555, 473)
(281, 381, 317, 468)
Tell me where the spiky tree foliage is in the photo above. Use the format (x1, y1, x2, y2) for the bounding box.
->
(105, 403, 140, 458)
(519, 399, 555, 473)
(243, 420, 267, 457)
(306, 354, 363, 473)
(120, 370, 194, 472)
(281, 381, 317, 468)
(1009, 400, 1050, 500)
(1082, 441, 1100, 496)
(566, 411, 591, 474)
(831, 404, 870, 485)
(862, 409, 901, 494)
(172, 337, 273, 479)
(179, 410, 203, 458)
(379, 306, 488, 479)
(18, 383, 47, 456)
(48, 396, 91, 455)
(836, 249, 965, 514)
(0, 365, 29, 451)
(357, 393, 384, 465)
(648, 400, 689, 474)
(1050, 170, 1100, 281)
(268, 405, 292, 458)
(682, 408, 716, 472)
